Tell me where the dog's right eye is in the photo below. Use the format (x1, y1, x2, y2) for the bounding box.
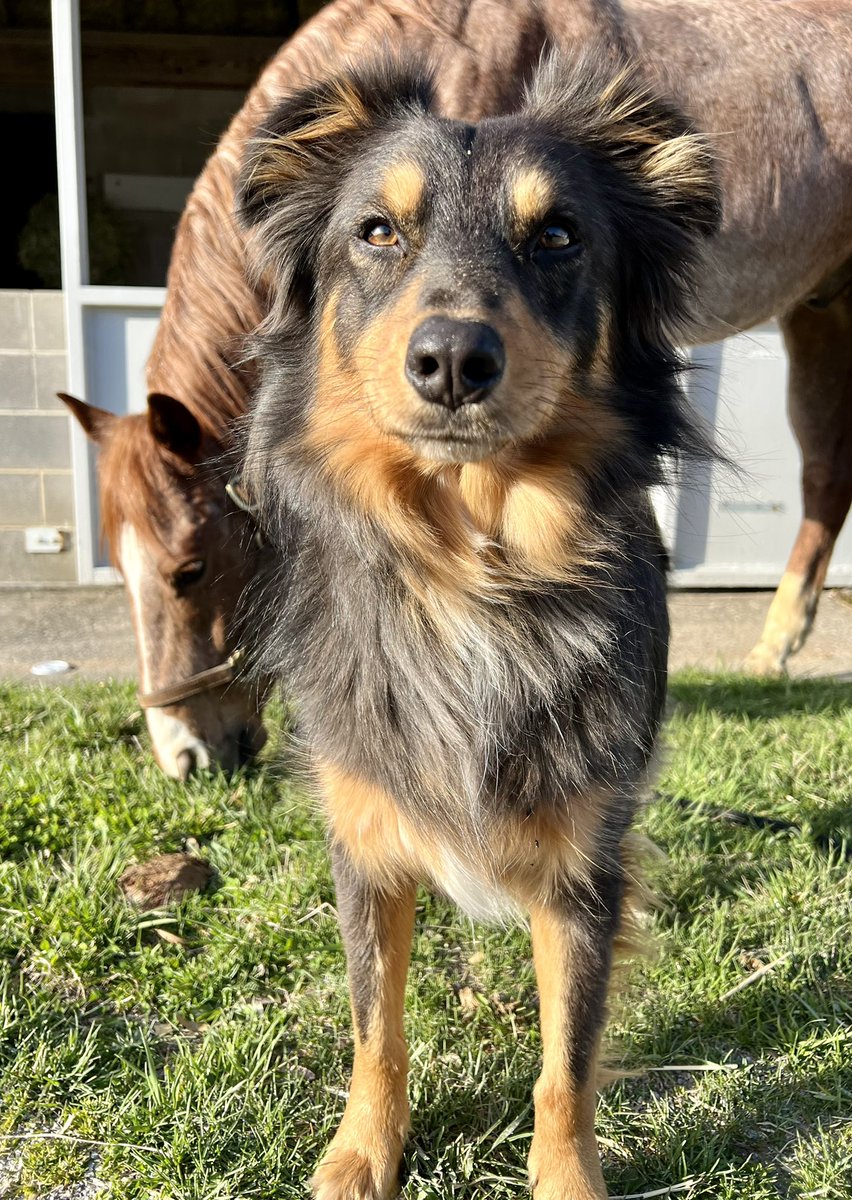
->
(363, 222, 399, 247)
(535, 223, 580, 253)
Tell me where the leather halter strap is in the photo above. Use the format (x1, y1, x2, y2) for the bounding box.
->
(225, 475, 265, 547)
(138, 649, 244, 710)
(135, 475, 265, 710)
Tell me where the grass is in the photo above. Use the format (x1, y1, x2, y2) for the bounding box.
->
(0, 673, 850, 1199)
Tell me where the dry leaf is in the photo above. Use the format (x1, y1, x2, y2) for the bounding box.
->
(154, 927, 189, 947)
(457, 986, 479, 1013)
(119, 852, 213, 910)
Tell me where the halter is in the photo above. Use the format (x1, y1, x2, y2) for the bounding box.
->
(225, 476, 266, 548)
(138, 649, 244, 709)
(136, 475, 263, 710)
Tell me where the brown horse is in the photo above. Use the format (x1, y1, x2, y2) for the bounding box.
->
(66, 0, 852, 774)
(60, 391, 268, 778)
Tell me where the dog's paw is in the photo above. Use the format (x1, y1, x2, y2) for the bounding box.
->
(311, 1140, 402, 1200)
(530, 1169, 608, 1200)
(528, 1135, 608, 1200)
(531, 1179, 607, 1200)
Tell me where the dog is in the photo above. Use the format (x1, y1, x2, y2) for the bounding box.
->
(237, 52, 719, 1200)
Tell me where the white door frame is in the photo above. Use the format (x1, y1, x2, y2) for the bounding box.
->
(52, 0, 165, 583)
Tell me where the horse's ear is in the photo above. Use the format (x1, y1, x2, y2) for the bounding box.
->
(147, 393, 202, 461)
(58, 393, 117, 445)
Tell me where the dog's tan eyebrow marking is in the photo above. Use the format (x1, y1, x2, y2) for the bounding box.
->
(511, 167, 555, 226)
(380, 160, 426, 219)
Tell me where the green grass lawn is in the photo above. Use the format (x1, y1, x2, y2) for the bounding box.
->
(1, 674, 850, 1199)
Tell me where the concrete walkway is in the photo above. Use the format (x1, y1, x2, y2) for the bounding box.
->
(1, 585, 851, 684)
(668, 588, 852, 680)
(0, 586, 136, 682)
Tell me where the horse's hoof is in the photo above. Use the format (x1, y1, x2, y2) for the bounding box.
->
(743, 642, 787, 677)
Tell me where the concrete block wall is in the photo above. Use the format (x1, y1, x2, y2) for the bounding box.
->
(0, 291, 76, 583)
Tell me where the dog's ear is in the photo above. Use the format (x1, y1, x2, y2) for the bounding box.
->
(238, 60, 434, 308)
(525, 53, 720, 240)
(526, 52, 720, 356)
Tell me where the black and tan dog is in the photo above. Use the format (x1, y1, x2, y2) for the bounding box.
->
(237, 53, 718, 1200)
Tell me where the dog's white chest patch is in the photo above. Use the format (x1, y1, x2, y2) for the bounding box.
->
(431, 845, 521, 924)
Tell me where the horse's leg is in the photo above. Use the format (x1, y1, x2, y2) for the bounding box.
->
(745, 292, 852, 676)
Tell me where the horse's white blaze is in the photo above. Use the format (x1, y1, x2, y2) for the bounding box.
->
(146, 709, 212, 775)
(118, 523, 211, 778)
(119, 524, 153, 692)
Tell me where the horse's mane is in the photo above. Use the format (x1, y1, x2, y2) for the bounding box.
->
(144, 0, 463, 449)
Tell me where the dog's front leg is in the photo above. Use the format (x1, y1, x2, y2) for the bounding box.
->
(527, 872, 622, 1200)
(312, 840, 416, 1200)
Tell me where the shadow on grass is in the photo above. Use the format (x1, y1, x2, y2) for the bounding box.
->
(7, 964, 845, 1199)
(601, 1066, 833, 1199)
(654, 795, 852, 867)
(400, 970, 849, 1198)
(669, 674, 852, 720)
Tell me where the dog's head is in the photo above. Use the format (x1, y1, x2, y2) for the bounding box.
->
(239, 53, 718, 528)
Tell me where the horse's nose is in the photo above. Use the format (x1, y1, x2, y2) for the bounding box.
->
(176, 749, 196, 780)
(146, 710, 212, 779)
(405, 317, 505, 410)
(238, 719, 268, 765)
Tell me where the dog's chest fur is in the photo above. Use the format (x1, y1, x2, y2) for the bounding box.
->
(258, 489, 669, 839)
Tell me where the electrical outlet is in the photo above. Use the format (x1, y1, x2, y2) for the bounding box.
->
(25, 526, 66, 554)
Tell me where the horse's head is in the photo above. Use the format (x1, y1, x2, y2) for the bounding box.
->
(62, 392, 268, 779)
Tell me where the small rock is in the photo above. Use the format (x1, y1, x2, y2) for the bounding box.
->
(118, 852, 213, 910)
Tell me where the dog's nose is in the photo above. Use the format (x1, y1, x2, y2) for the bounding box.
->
(405, 317, 505, 409)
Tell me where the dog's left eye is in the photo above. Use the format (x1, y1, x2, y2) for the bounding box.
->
(364, 222, 399, 247)
(537, 224, 578, 251)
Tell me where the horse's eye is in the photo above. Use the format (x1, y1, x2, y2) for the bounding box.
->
(536, 224, 579, 252)
(364, 222, 399, 247)
(172, 560, 206, 590)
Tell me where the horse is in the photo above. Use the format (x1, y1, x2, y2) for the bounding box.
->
(59, 391, 269, 779)
(65, 0, 852, 775)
